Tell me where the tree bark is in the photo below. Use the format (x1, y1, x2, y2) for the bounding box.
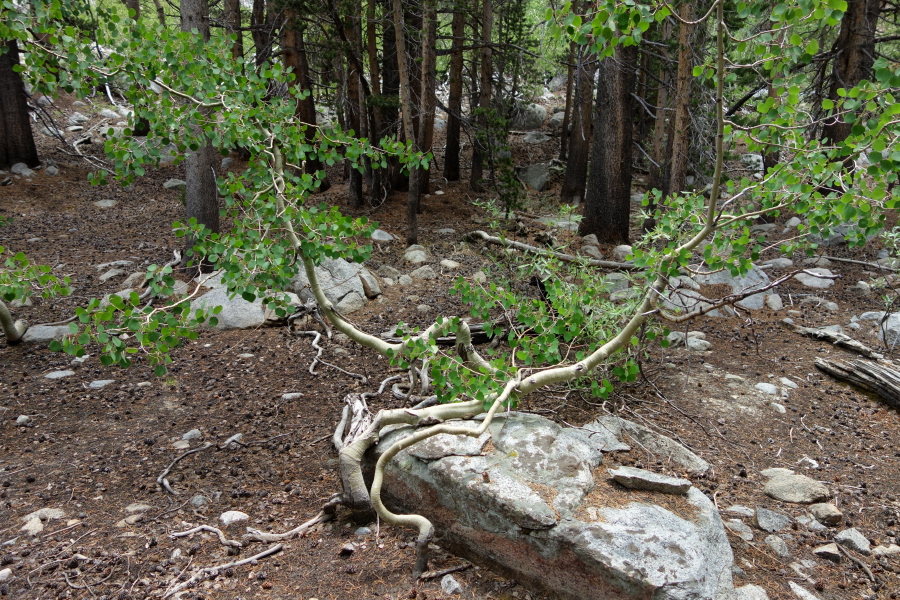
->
(558, 40, 576, 161)
(579, 44, 638, 243)
(647, 18, 673, 197)
(822, 0, 882, 146)
(443, 8, 465, 181)
(415, 0, 437, 200)
(123, 0, 140, 20)
(152, 0, 166, 26)
(180, 0, 219, 273)
(281, 12, 329, 190)
(469, 0, 492, 192)
(224, 0, 244, 61)
(668, 3, 694, 196)
(559, 47, 595, 205)
(392, 0, 418, 243)
(0, 40, 39, 170)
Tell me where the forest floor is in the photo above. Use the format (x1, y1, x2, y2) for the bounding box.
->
(1, 92, 900, 600)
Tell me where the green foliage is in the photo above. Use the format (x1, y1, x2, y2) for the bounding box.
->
(472, 107, 522, 216)
(0, 246, 71, 306)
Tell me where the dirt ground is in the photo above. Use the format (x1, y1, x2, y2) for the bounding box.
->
(1, 94, 900, 600)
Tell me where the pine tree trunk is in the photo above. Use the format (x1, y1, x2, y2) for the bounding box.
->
(180, 0, 219, 273)
(123, 0, 140, 19)
(822, 0, 882, 146)
(0, 40, 39, 170)
(443, 8, 465, 181)
(416, 0, 437, 202)
(224, 0, 243, 60)
(579, 44, 637, 243)
(470, 0, 492, 192)
(282, 17, 330, 190)
(668, 2, 694, 196)
(558, 40, 576, 161)
(559, 48, 595, 205)
(392, 0, 418, 244)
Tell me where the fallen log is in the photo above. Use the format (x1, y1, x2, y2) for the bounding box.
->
(814, 357, 900, 410)
(783, 322, 883, 360)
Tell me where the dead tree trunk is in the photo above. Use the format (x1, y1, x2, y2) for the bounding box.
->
(470, 0, 492, 192)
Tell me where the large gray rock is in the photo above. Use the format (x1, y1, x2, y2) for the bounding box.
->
(608, 466, 691, 494)
(190, 288, 301, 329)
(21, 324, 72, 343)
(764, 474, 830, 504)
(370, 412, 733, 600)
(290, 257, 370, 313)
(510, 103, 547, 130)
(518, 163, 551, 191)
(588, 415, 710, 474)
(694, 264, 772, 310)
(795, 268, 835, 289)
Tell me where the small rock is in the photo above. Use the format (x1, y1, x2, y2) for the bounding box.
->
(765, 534, 790, 557)
(44, 165, 59, 176)
(44, 370, 75, 380)
(872, 544, 900, 556)
(812, 543, 841, 563)
(282, 393, 303, 400)
(441, 574, 463, 595)
(371, 229, 395, 242)
(796, 515, 827, 531)
(89, 379, 115, 389)
(771, 403, 786, 414)
(523, 131, 551, 144)
(808, 503, 842, 526)
(788, 581, 822, 600)
(172, 440, 190, 450)
(764, 474, 830, 504)
(754, 507, 791, 532)
(762, 258, 793, 269)
(16, 415, 32, 427)
(801, 257, 832, 267)
(795, 268, 835, 289)
(377, 265, 402, 279)
(22, 508, 66, 522)
(835, 528, 870, 555)
(163, 178, 186, 190)
(613, 245, 632, 261)
(608, 466, 692, 494)
(221, 157, 233, 169)
(417, 304, 432, 313)
(779, 377, 798, 389)
(126, 503, 152, 513)
(725, 505, 755, 517)
(760, 468, 795, 478)
(398, 275, 413, 286)
(354, 527, 371, 536)
(338, 542, 355, 556)
(20, 518, 43, 535)
(100, 108, 120, 119)
(436, 228, 455, 235)
(410, 265, 437, 280)
(734, 584, 769, 600)
(583, 245, 602, 259)
(850, 281, 871, 295)
(440, 259, 460, 269)
(37, 95, 52, 107)
(182, 429, 202, 440)
(220, 511, 249, 526)
(582, 234, 599, 245)
(472, 271, 487, 283)
(725, 519, 754, 541)
(94, 199, 117, 208)
(755, 382, 779, 395)
(190, 495, 208, 508)
(0, 568, 10, 582)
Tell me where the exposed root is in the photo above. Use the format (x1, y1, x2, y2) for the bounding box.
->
(243, 494, 342, 542)
(419, 562, 472, 581)
(163, 543, 283, 598)
(296, 329, 367, 382)
(171, 525, 242, 548)
(0, 300, 27, 344)
(156, 443, 214, 495)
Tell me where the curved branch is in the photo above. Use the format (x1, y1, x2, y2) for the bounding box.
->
(465, 230, 637, 269)
(0, 300, 27, 344)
